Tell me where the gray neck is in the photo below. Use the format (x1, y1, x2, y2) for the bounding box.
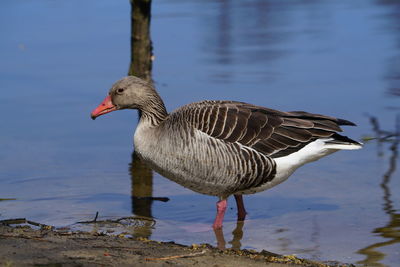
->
(139, 92, 168, 126)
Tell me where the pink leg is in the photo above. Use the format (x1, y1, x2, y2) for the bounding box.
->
(234, 194, 247, 221)
(213, 199, 227, 229)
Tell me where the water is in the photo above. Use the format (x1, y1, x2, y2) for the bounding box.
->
(1, 0, 399, 266)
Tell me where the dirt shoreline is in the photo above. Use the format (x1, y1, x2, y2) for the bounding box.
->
(0, 223, 351, 267)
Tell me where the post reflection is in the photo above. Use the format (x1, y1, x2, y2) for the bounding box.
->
(130, 152, 153, 219)
(357, 115, 400, 266)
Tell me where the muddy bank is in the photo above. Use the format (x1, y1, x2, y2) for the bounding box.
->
(0, 223, 350, 267)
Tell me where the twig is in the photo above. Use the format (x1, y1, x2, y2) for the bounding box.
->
(0, 218, 53, 229)
(77, 211, 99, 224)
(145, 250, 207, 261)
(77, 214, 155, 226)
(93, 211, 99, 222)
(0, 218, 27, 225)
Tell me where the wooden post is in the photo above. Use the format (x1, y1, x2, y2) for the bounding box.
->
(128, 0, 153, 82)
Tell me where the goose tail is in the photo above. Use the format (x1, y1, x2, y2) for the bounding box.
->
(324, 133, 363, 150)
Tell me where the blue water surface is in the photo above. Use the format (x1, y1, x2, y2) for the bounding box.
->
(0, 0, 399, 266)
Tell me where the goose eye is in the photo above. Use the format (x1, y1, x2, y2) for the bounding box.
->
(117, 88, 124, 94)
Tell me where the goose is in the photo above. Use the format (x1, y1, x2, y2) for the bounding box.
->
(91, 76, 362, 229)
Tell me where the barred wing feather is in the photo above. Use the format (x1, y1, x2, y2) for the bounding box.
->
(177, 100, 356, 158)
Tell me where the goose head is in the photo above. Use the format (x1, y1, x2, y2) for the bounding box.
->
(91, 76, 157, 120)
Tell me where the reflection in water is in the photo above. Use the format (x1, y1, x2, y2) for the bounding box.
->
(215, 0, 233, 66)
(128, 0, 156, 239)
(214, 221, 245, 250)
(309, 216, 321, 261)
(206, 0, 328, 83)
(360, 3, 400, 263)
(130, 153, 169, 239)
(229, 221, 245, 250)
(210, 0, 290, 64)
(206, 0, 292, 83)
(130, 152, 153, 219)
(357, 116, 400, 266)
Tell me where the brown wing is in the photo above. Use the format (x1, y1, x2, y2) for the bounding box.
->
(178, 100, 356, 158)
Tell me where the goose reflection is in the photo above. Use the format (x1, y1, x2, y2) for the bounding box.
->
(214, 220, 245, 250)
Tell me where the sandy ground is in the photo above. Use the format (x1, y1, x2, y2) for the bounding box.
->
(0, 223, 351, 267)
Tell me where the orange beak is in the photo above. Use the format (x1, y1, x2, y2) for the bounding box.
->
(91, 95, 117, 120)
